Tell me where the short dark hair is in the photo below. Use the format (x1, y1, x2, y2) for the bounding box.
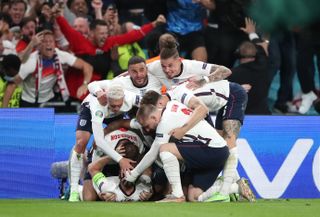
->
(239, 41, 257, 59)
(9, 0, 27, 10)
(115, 139, 140, 162)
(140, 90, 161, 106)
(89, 19, 107, 30)
(0, 13, 12, 25)
(136, 104, 158, 125)
(128, 56, 146, 67)
(19, 16, 36, 29)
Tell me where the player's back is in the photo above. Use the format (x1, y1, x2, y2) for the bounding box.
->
(160, 101, 226, 148)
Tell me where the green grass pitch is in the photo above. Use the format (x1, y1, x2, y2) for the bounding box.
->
(0, 199, 319, 217)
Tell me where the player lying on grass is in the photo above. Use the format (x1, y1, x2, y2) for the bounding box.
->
(88, 140, 153, 202)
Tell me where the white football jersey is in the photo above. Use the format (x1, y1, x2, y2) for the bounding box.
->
(167, 80, 230, 112)
(93, 176, 152, 202)
(87, 90, 140, 123)
(93, 129, 145, 162)
(88, 73, 162, 97)
(131, 101, 227, 176)
(147, 59, 212, 88)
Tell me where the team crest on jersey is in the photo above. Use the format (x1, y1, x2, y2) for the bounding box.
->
(202, 63, 207, 69)
(95, 110, 103, 118)
(79, 119, 87, 126)
(156, 133, 163, 138)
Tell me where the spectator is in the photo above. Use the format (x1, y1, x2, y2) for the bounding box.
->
(229, 18, 271, 114)
(8, 0, 27, 27)
(293, 22, 320, 114)
(268, 28, 296, 114)
(165, 0, 214, 61)
(8, 30, 93, 107)
(205, 0, 251, 67)
(53, 4, 165, 100)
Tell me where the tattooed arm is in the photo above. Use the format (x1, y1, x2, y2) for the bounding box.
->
(207, 64, 232, 82)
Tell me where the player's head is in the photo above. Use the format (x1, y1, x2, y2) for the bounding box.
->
(136, 104, 162, 133)
(159, 36, 181, 79)
(128, 56, 148, 87)
(140, 90, 169, 108)
(107, 85, 124, 113)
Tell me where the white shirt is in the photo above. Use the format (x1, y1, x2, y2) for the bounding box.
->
(19, 48, 76, 103)
(93, 129, 145, 162)
(147, 59, 212, 89)
(167, 80, 230, 112)
(93, 176, 152, 202)
(88, 73, 162, 97)
(132, 100, 227, 176)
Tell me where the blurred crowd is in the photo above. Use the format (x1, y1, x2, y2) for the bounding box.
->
(0, 0, 319, 115)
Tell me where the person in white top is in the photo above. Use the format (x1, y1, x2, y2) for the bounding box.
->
(82, 128, 146, 201)
(165, 81, 255, 202)
(10, 30, 93, 107)
(69, 84, 141, 202)
(88, 141, 152, 202)
(146, 35, 231, 89)
(125, 101, 229, 202)
(88, 56, 163, 104)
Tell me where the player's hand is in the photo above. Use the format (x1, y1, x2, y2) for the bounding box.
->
(152, 14, 166, 27)
(139, 190, 153, 201)
(119, 157, 136, 177)
(169, 127, 186, 140)
(96, 90, 108, 106)
(115, 143, 126, 156)
(100, 192, 116, 202)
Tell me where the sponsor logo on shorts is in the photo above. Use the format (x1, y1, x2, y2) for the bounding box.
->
(95, 110, 103, 118)
(79, 119, 87, 126)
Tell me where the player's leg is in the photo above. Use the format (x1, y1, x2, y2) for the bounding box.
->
(158, 142, 185, 202)
(69, 130, 91, 201)
(214, 82, 247, 198)
(69, 104, 93, 202)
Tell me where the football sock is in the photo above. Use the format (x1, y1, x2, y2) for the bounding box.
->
(69, 149, 83, 193)
(220, 147, 238, 195)
(160, 151, 184, 198)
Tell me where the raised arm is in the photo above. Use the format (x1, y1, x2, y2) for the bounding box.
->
(71, 58, 93, 98)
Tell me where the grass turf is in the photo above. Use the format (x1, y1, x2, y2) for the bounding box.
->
(0, 199, 319, 217)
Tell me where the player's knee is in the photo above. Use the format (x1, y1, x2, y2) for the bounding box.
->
(75, 137, 89, 151)
(159, 143, 171, 153)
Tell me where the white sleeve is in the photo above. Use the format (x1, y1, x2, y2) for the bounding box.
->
(56, 49, 77, 66)
(18, 55, 37, 80)
(88, 80, 112, 95)
(90, 101, 106, 123)
(167, 84, 194, 106)
(129, 118, 141, 129)
(130, 123, 170, 176)
(92, 122, 123, 163)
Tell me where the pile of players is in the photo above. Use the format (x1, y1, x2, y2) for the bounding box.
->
(67, 33, 255, 203)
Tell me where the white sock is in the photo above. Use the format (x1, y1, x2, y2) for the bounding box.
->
(159, 151, 184, 198)
(220, 147, 238, 195)
(69, 149, 83, 193)
(198, 178, 223, 201)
